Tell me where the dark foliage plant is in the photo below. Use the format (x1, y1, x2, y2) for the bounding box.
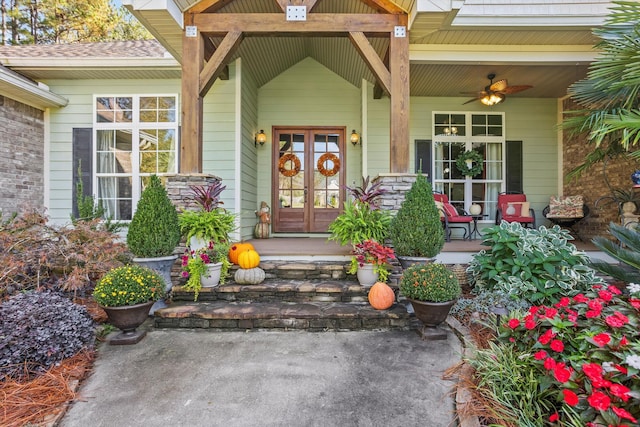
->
(0, 291, 96, 380)
(183, 179, 226, 212)
(345, 176, 386, 209)
(127, 175, 181, 258)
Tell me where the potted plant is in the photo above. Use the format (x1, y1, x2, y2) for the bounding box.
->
(328, 176, 391, 247)
(180, 241, 232, 301)
(178, 180, 236, 251)
(399, 263, 461, 336)
(389, 173, 444, 268)
(595, 187, 640, 216)
(126, 174, 181, 313)
(347, 239, 396, 286)
(93, 264, 166, 345)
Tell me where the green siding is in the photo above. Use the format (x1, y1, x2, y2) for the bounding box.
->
(256, 57, 363, 206)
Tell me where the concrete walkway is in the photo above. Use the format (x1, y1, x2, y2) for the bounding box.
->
(60, 325, 462, 427)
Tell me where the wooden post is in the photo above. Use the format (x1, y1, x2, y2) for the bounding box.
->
(181, 15, 204, 173)
(389, 14, 410, 173)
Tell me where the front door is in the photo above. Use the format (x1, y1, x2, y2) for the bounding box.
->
(272, 127, 345, 233)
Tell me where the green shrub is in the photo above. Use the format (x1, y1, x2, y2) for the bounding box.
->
(468, 222, 601, 305)
(388, 173, 444, 258)
(126, 175, 181, 258)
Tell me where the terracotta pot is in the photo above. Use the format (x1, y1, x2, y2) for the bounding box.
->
(407, 298, 456, 327)
(100, 300, 154, 345)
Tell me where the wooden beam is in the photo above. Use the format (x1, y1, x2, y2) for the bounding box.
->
(274, 0, 320, 12)
(181, 29, 205, 173)
(361, 0, 406, 14)
(348, 32, 390, 95)
(188, 0, 234, 14)
(193, 13, 399, 34)
(199, 30, 243, 97)
(389, 15, 410, 173)
(203, 36, 229, 80)
(373, 46, 390, 99)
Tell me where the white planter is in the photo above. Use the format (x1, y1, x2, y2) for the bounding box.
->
(189, 236, 208, 253)
(201, 262, 223, 287)
(356, 263, 379, 287)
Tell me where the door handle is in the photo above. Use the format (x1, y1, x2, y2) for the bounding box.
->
(304, 187, 308, 202)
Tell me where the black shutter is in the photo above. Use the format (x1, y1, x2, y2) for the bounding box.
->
(415, 139, 432, 179)
(506, 140, 523, 193)
(72, 128, 93, 218)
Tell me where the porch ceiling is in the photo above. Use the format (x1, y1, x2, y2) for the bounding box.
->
(123, 0, 600, 99)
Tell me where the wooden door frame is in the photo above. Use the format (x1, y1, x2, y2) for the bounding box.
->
(271, 126, 346, 233)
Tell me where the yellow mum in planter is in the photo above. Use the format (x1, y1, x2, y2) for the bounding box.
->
(94, 265, 165, 307)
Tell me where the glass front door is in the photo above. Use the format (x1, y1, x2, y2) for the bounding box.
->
(272, 127, 345, 233)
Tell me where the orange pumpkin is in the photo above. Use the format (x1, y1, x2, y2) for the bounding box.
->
(238, 249, 260, 269)
(228, 242, 254, 264)
(368, 282, 395, 310)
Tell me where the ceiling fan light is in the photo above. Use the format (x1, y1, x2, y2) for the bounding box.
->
(480, 93, 505, 106)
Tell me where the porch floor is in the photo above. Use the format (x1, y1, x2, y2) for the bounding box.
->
(247, 236, 599, 261)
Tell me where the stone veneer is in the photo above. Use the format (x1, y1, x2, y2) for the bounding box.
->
(372, 173, 420, 212)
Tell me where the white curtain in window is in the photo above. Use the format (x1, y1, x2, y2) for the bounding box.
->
(486, 143, 502, 220)
(97, 130, 117, 218)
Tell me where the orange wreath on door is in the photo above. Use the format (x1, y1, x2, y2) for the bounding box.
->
(317, 153, 340, 177)
(278, 153, 301, 177)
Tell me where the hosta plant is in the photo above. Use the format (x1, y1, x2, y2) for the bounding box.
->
(495, 283, 640, 426)
(468, 222, 602, 305)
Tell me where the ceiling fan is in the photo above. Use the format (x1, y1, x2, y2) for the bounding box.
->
(462, 73, 533, 106)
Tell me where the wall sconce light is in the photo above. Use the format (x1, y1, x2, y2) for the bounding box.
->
(255, 129, 267, 147)
(350, 129, 360, 146)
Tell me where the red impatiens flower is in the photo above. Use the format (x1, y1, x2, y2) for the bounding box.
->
(615, 364, 628, 374)
(583, 363, 603, 381)
(609, 383, 631, 402)
(524, 315, 536, 330)
(563, 389, 579, 406)
(629, 298, 640, 310)
(539, 329, 556, 345)
(593, 333, 611, 347)
(598, 289, 613, 302)
(508, 318, 520, 329)
(607, 285, 622, 295)
(555, 296, 571, 307)
(544, 357, 557, 370)
(587, 391, 611, 411)
(534, 350, 548, 360)
(550, 339, 565, 352)
(549, 412, 559, 422)
(553, 362, 572, 383)
(573, 293, 589, 303)
(605, 311, 629, 328)
(544, 307, 558, 319)
(620, 336, 629, 347)
(612, 406, 638, 423)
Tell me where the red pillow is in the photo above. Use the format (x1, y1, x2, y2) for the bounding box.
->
(443, 203, 459, 218)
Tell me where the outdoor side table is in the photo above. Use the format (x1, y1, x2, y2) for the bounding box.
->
(470, 215, 488, 240)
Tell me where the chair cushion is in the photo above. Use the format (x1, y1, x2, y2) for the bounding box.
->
(434, 201, 445, 218)
(443, 203, 459, 218)
(447, 215, 473, 223)
(504, 201, 531, 217)
(498, 194, 527, 204)
(547, 196, 583, 218)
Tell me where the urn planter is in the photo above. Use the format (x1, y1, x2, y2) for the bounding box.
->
(101, 300, 155, 345)
(407, 298, 457, 340)
(356, 263, 379, 286)
(397, 256, 435, 270)
(133, 255, 177, 314)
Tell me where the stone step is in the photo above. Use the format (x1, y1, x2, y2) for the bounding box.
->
(171, 279, 378, 303)
(153, 300, 414, 332)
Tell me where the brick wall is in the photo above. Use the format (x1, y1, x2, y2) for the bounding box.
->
(0, 95, 45, 216)
(562, 98, 640, 240)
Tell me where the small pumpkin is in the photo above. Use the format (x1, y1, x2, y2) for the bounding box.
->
(229, 242, 254, 264)
(368, 282, 395, 310)
(234, 267, 266, 285)
(238, 249, 260, 269)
